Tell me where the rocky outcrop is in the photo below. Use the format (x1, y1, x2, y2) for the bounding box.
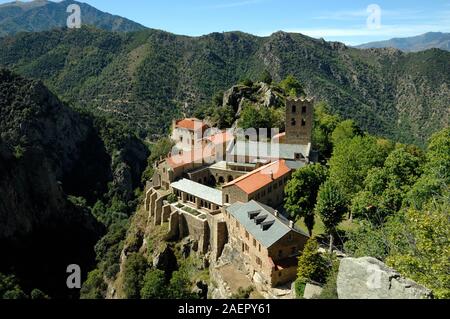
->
(222, 82, 285, 117)
(337, 257, 433, 299)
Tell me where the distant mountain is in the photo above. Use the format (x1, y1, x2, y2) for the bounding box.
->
(0, 27, 448, 147)
(0, 0, 146, 36)
(357, 32, 450, 52)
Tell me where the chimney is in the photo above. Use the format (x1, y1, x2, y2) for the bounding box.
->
(289, 220, 294, 228)
(274, 210, 279, 217)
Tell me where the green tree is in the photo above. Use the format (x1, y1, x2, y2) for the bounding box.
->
(122, 253, 149, 299)
(331, 119, 361, 145)
(315, 181, 347, 252)
(312, 102, 341, 159)
(297, 238, 328, 284)
(386, 201, 450, 299)
(351, 147, 422, 224)
(142, 137, 175, 183)
(30, 289, 49, 300)
(140, 269, 167, 299)
(284, 164, 328, 235)
(407, 127, 450, 209)
(0, 273, 27, 299)
(238, 103, 282, 131)
(214, 105, 236, 129)
(259, 70, 273, 84)
(240, 78, 253, 87)
(80, 269, 107, 299)
(168, 269, 197, 299)
(279, 75, 305, 97)
(329, 135, 390, 199)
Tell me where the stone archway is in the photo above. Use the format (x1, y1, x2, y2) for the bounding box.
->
(207, 175, 216, 187)
(218, 176, 225, 184)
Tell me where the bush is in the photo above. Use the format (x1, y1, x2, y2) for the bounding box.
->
(122, 253, 149, 299)
(294, 279, 307, 299)
(30, 289, 49, 300)
(140, 269, 167, 299)
(80, 269, 107, 299)
(297, 238, 329, 284)
(167, 193, 178, 204)
(168, 269, 197, 299)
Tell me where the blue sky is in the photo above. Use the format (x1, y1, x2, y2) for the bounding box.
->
(4, 0, 450, 45)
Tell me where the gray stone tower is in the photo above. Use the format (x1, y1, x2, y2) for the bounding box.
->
(285, 97, 314, 145)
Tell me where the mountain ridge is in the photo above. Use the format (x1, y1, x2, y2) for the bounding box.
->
(356, 32, 450, 52)
(1, 26, 448, 146)
(0, 0, 147, 36)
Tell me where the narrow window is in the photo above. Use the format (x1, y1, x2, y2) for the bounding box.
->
(291, 118, 296, 126)
(302, 106, 307, 114)
(292, 105, 296, 113)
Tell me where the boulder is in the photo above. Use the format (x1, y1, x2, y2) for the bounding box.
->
(337, 257, 433, 299)
(303, 283, 323, 299)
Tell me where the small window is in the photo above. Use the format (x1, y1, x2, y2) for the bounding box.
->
(245, 231, 249, 239)
(292, 105, 296, 113)
(225, 195, 230, 203)
(253, 239, 257, 247)
(291, 118, 296, 126)
(301, 118, 306, 127)
(278, 250, 282, 258)
(259, 244, 261, 252)
(291, 246, 297, 255)
(180, 136, 183, 142)
(302, 106, 307, 114)
(256, 257, 262, 266)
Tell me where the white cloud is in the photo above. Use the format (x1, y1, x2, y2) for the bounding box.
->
(312, 8, 428, 22)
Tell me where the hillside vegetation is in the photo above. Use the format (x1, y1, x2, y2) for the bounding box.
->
(0, 0, 146, 37)
(0, 69, 149, 298)
(0, 27, 448, 146)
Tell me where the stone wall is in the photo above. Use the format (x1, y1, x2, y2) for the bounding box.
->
(337, 257, 433, 299)
(222, 184, 249, 205)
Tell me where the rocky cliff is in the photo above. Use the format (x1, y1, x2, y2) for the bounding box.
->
(336, 257, 433, 299)
(0, 69, 148, 297)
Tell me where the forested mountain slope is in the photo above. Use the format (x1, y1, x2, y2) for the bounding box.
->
(0, 0, 146, 36)
(0, 27, 448, 146)
(0, 69, 148, 298)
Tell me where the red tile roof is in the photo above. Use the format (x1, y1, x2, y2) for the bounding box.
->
(175, 118, 208, 131)
(223, 160, 291, 195)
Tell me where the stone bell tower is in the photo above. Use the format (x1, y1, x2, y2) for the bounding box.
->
(285, 97, 314, 145)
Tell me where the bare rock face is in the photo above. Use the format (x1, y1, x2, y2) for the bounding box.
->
(337, 257, 433, 299)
